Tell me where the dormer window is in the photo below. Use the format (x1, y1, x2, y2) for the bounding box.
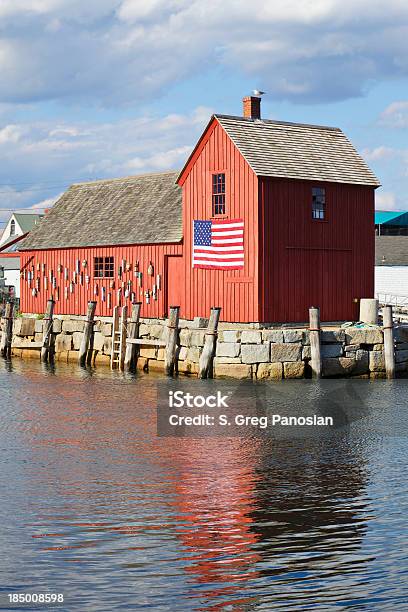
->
(10, 219, 16, 236)
(312, 187, 325, 220)
(212, 173, 226, 216)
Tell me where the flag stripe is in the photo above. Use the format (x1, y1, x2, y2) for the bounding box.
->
(194, 253, 244, 259)
(212, 238, 243, 244)
(195, 246, 244, 252)
(193, 260, 245, 267)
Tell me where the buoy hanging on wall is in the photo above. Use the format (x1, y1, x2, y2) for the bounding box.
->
(64, 268, 69, 281)
(152, 284, 157, 300)
(94, 284, 99, 296)
(147, 261, 154, 276)
(55, 287, 60, 301)
(44, 277, 48, 290)
(69, 281, 74, 294)
(107, 293, 112, 309)
(102, 287, 106, 302)
(145, 289, 150, 304)
(76, 260, 81, 274)
(85, 275, 90, 285)
(156, 274, 161, 290)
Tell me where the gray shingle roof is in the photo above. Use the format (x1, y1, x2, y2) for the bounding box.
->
(376, 236, 408, 266)
(19, 172, 182, 250)
(215, 115, 381, 187)
(0, 256, 20, 270)
(14, 213, 44, 233)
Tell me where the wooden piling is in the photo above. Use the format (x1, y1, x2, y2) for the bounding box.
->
(119, 305, 128, 371)
(165, 306, 180, 376)
(199, 307, 221, 379)
(0, 302, 14, 358)
(41, 299, 55, 363)
(309, 307, 322, 379)
(124, 301, 141, 372)
(110, 306, 119, 369)
(383, 305, 395, 379)
(78, 300, 97, 366)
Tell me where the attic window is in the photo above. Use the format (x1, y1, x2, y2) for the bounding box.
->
(212, 173, 226, 216)
(312, 187, 325, 220)
(94, 256, 114, 278)
(10, 219, 16, 236)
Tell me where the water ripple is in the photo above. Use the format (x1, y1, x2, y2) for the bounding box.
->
(0, 360, 407, 610)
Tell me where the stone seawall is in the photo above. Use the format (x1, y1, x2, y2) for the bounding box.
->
(3, 314, 408, 379)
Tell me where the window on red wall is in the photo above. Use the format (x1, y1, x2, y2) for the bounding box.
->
(94, 256, 114, 278)
(312, 187, 326, 220)
(212, 173, 226, 216)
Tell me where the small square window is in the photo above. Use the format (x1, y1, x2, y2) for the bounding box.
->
(212, 173, 226, 216)
(94, 256, 114, 278)
(312, 187, 325, 220)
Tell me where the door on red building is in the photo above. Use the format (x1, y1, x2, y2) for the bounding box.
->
(165, 255, 183, 317)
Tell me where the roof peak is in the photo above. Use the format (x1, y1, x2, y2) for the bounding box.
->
(72, 170, 179, 188)
(214, 113, 341, 132)
(13, 212, 43, 217)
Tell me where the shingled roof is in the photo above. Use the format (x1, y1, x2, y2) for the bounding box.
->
(213, 115, 380, 187)
(19, 171, 182, 250)
(376, 236, 408, 266)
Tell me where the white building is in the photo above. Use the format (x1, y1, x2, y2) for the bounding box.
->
(375, 236, 408, 306)
(0, 213, 44, 299)
(0, 212, 43, 247)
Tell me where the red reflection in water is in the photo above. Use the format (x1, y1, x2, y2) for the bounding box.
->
(159, 437, 262, 607)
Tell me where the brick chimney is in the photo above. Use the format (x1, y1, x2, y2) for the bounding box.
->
(242, 96, 261, 120)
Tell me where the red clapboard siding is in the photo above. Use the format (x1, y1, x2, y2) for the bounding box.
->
(259, 177, 375, 323)
(19, 117, 376, 324)
(179, 119, 259, 322)
(19, 243, 182, 318)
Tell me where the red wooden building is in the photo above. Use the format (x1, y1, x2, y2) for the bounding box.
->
(19, 97, 380, 323)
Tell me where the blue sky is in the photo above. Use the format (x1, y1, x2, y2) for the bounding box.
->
(0, 0, 407, 231)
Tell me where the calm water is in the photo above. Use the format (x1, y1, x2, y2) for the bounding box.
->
(0, 360, 408, 611)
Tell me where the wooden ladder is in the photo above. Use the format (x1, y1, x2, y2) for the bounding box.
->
(110, 305, 128, 370)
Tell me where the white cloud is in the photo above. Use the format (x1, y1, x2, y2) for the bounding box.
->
(375, 191, 398, 210)
(0, 1, 407, 105)
(0, 124, 25, 144)
(0, 107, 211, 211)
(361, 146, 396, 161)
(380, 101, 408, 127)
(125, 146, 192, 172)
(30, 193, 62, 211)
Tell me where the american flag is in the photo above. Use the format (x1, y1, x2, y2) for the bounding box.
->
(193, 219, 244, 269)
